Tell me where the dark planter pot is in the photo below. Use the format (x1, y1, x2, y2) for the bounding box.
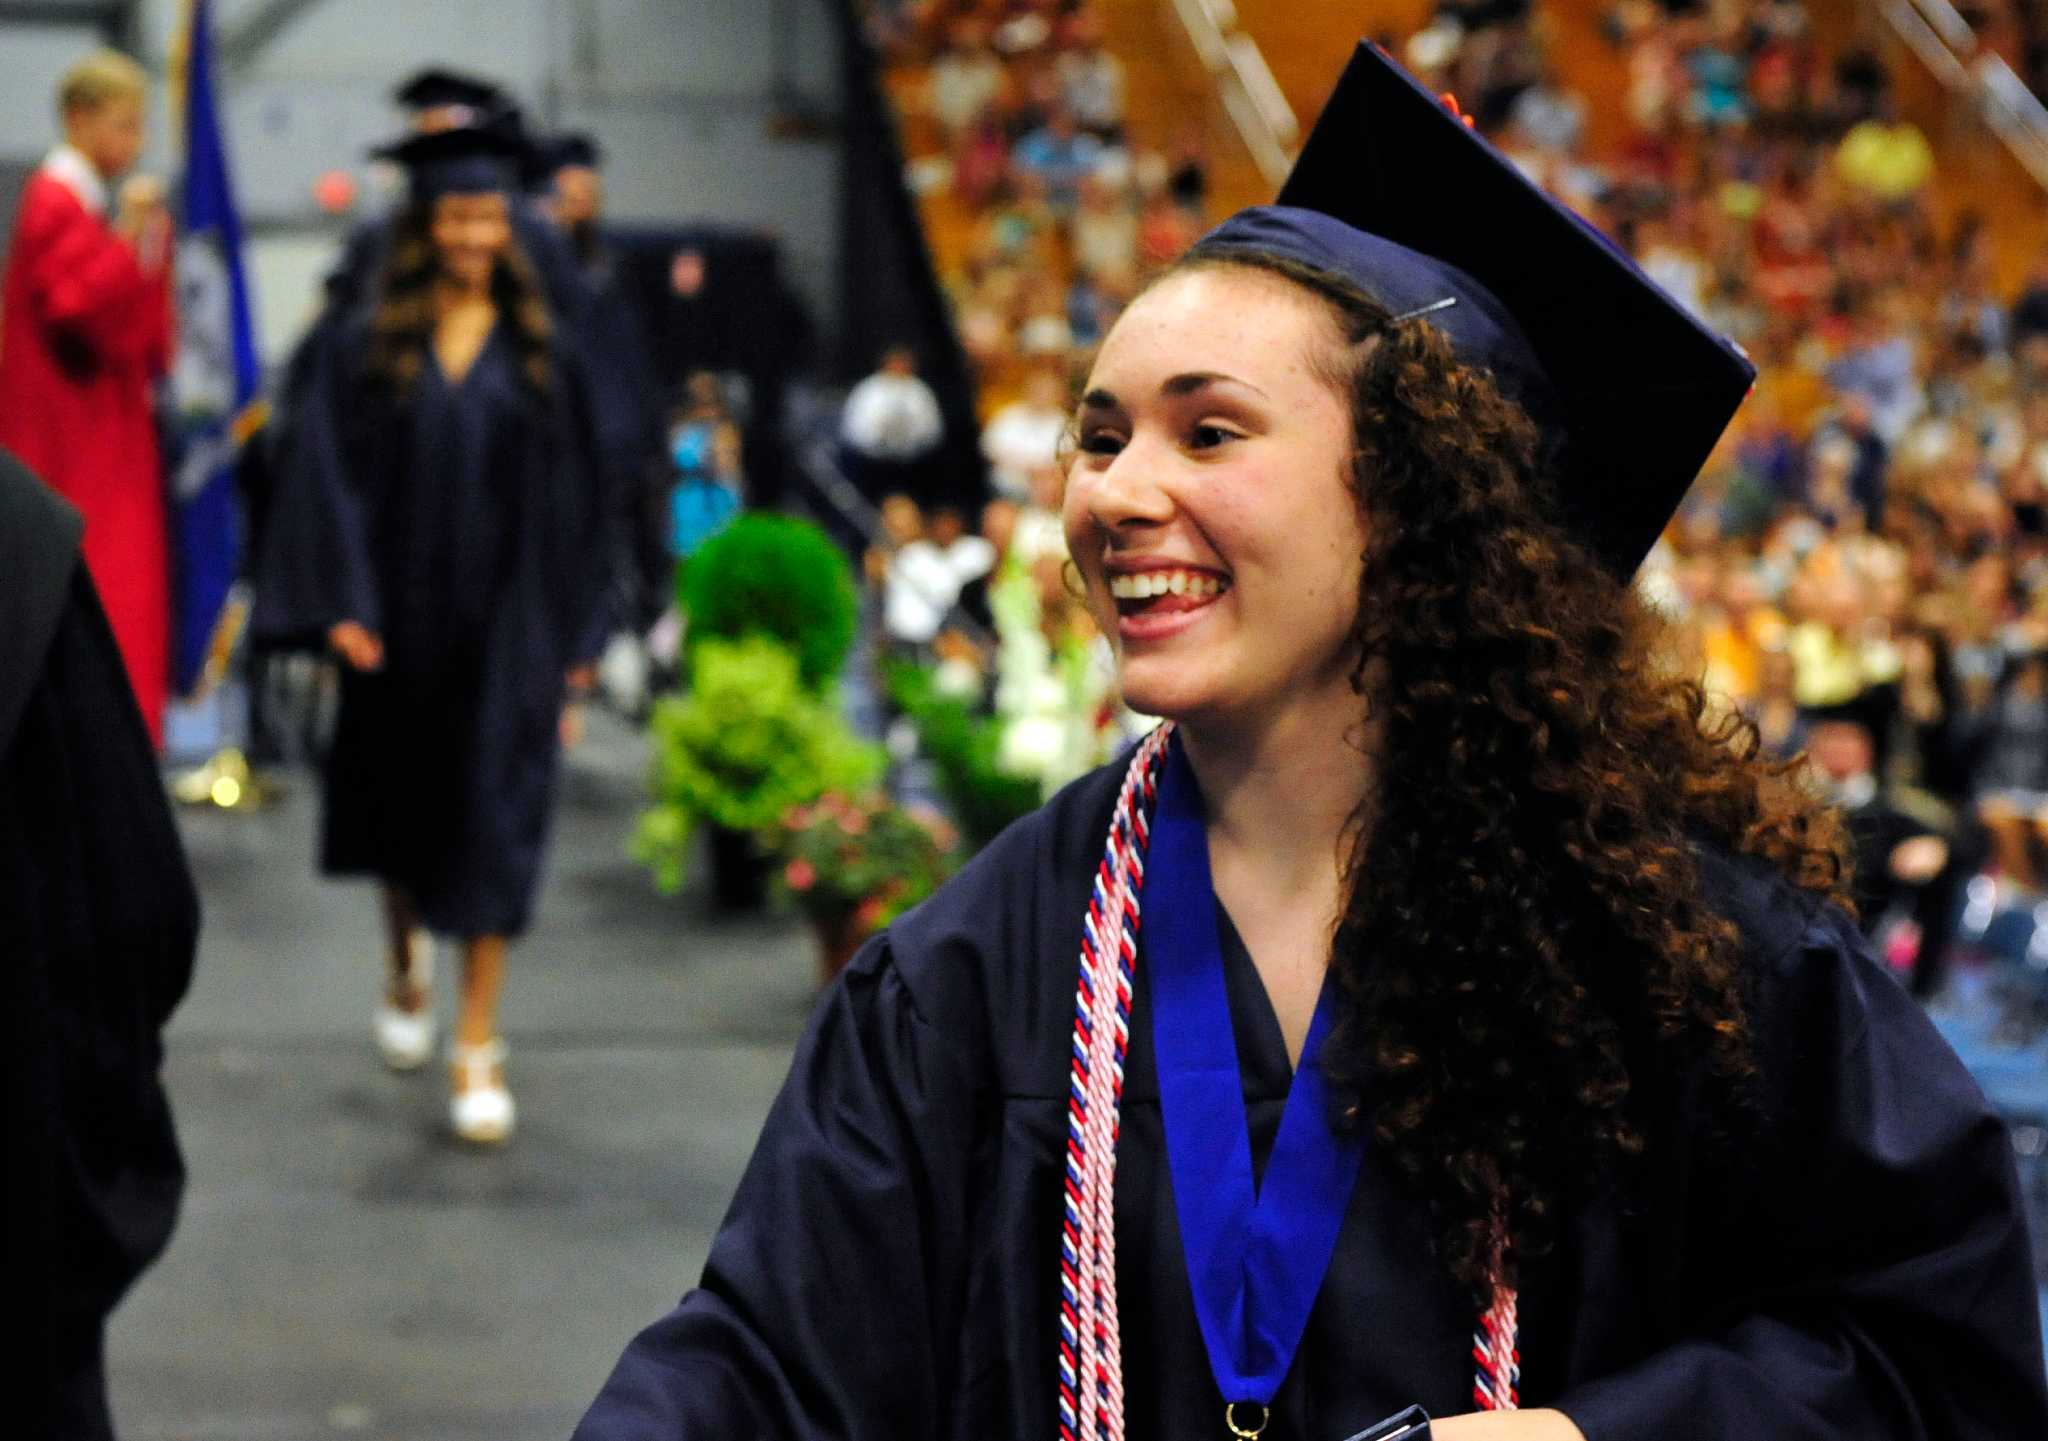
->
(705, 824, 770, 911)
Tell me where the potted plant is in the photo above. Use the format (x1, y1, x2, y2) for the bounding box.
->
(769, 791, 959, 982)
(884, 662, 1043, 850)
(635, 637, 884, 908)
(681, 512, 860, 691)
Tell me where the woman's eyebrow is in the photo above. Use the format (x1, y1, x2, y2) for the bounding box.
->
(1080, 373, 1270, 411)
(1162, 371, 1268, 400)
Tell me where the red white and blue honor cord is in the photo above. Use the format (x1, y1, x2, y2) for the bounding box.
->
(1058, 725, 1520, 1439)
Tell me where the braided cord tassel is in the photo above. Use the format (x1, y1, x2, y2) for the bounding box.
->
(1471, 1283, 1521, 1411)
(1059, 727, 1171, 1441)
(1058, 724, 1523, 1432)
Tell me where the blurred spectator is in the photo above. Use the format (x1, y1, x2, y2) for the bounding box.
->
(930, 504, 999, 628)
(928, 18, 1006, 136)
(1807, 715, 1960, 994)
(1138, 188, 1203, 268)
(841, 345, 946, 506)
(2013, 255, 2048, 357)
(1508, 52, 1587, 154)
(1164, 121, 1210, 216)
(1013, 105, 1107, 208)
(0, 49, 173, 747)
(983, 368, 1071, 501)
(1055, 10, 1125, 136)
(1835, 96, 1936, 205)
(668, 371, 744, 564)
(1070, 171, 1139, 285)
(1828, 299, 1924, 448)
(869, 495, 991, 652)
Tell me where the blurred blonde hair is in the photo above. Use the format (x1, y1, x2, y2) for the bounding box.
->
(58, 49, 148, 115)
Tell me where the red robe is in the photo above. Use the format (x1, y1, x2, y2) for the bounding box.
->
(0, 156, 174, 745)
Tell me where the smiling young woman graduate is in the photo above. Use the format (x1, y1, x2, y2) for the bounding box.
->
(575, 44, 2048, 1441)
(253, 125, 613, 1144)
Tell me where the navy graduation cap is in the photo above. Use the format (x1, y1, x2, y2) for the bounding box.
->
(1193, 41, 1754, 577)
(524, 131, 603, 190)
(392, 67, 507, 115)
(377, 125, 527, 203)
(540, 132, 602, 172)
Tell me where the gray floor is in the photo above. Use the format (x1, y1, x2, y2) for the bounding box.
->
(108, 714, 815, 1441)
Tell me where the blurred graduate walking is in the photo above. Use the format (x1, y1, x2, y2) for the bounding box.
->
(253, 123, 613, 1145)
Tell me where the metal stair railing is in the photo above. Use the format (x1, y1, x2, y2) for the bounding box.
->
(1165, 0, 1299, 188)
(1878, 0, 2048, 191)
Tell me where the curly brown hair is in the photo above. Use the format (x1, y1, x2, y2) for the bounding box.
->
(366, 203, 554, 398)
(1163, 248, 1851, 1300)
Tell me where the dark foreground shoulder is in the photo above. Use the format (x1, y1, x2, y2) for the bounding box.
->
(853, 755, 1132, 1097)
(0, 451, 85, 756)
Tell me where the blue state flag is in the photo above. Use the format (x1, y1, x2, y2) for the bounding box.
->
(171, 0, 260, 696)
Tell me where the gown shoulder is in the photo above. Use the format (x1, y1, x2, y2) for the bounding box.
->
(873, 751, 1129, 1096)
(1553, 843, 2048, 1438)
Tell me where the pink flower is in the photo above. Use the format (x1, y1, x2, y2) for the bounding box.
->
(785, 858, 817, 892)
(852, 895, 886, 934)
(840, 809, 869, 836)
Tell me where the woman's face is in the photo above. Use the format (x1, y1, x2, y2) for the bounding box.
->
(430, 191, 512, 290)
(1063, 265, 1364, 729)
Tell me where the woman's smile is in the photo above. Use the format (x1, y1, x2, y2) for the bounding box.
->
(1107, 565, 1233, 641)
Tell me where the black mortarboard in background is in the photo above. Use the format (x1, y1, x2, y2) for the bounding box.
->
(543, 133, 603, 171)
(376, 125, 526, 203)
(524, 132, 603, 190)
(1192, 41, 1755, 577)
(392, 67, 507, 115)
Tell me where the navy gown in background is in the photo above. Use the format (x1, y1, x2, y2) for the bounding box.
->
(254, 310, 611, 939)
(575, 759, 2048, 1440)
(572, 236, 668, 628)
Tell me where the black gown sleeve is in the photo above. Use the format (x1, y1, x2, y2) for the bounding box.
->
(1554, 901, 2048, 1439)
(574, 936, 992, 1440)
(250, 314, 382, 648)
(3, 560, 199, 1438)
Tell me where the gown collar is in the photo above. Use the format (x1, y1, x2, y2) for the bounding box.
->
(42, 144, 109, 217)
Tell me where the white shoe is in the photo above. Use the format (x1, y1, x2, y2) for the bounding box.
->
(373, 931, 437, 1071)
(374, 1002, 436, 1070)
(450, 1037, 516, 1144)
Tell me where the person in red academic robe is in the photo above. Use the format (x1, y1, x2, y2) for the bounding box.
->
(0, 49, 175, 746)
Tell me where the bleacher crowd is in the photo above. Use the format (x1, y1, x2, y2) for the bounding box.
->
(849, 0, 2048, 1007)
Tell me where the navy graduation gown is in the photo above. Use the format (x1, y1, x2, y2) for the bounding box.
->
(574, 238, 668, 628)
(253, 313, 611, 939)
(576, 759, 2048, 1439)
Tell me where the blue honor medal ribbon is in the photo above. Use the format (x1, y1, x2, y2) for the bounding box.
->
(1147, 737, 1366, 1436)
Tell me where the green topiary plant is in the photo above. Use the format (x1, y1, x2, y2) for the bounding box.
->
(681, 513, 859, 691)
(883, 662, 1044, 852)
(633, 637, 885, 893)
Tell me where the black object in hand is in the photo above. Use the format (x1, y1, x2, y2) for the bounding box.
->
(1339, 1405, 1430, 1441)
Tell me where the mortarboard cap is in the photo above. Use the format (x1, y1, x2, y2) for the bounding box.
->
(542, 132, 602, 171)
(393, 67, 507, 115)
(376, 124, 526, 203)
(1191, 41, 1755, 577)
(524, 132, 603, 189)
